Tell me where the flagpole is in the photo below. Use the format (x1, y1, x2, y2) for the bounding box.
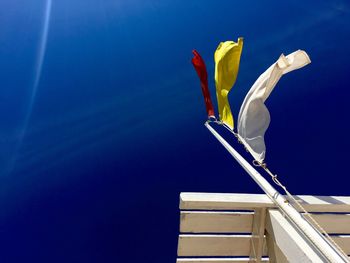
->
(205, 121, 349, 263)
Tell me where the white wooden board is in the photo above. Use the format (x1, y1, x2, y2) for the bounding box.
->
(309, 214, 350, 234)
(180, 193, 273, 211)
(180, 193, 350, 212)
(180, 211, 253, 233)
(332, 235, 350, 255)
(178, 234, 260, 256)
(177, 258, 269, 263)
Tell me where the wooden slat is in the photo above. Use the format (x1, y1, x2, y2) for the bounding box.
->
(295, 195, 350, 213)
(332, 235, 350, 255)
(177, 258, 269, 263)
(180, 193, 273, 211)
(309, 214, 350, 234)
(180, 193, 350, 212)
(178, 234, 267, 257)
(180, 211, 253, 233)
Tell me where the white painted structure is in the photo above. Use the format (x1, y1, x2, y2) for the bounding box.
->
(204, 122, 350, 262)
(177, 122, 349, 262)
(177, 193, 350, 262)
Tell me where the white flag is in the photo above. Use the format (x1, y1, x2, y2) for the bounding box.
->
(237, 50, 311, 163)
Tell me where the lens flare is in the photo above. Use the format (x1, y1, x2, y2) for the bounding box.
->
(6, 0, 52, 176)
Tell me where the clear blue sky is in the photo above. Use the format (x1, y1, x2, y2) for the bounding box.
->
(0, 0, 349, 262)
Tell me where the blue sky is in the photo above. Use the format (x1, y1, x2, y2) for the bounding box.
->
(0, 0, 349, 262)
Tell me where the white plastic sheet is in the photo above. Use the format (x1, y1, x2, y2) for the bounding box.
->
(237, 50, 311, 163)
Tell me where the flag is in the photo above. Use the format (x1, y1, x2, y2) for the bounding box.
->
(214, 38, 243, 129)
(191, 50, 215, 118)
(237, 50, 311, 163)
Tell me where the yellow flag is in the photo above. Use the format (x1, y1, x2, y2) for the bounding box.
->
(214, 38, 243, 129)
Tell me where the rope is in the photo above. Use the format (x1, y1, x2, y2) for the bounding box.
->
(208, 119, 245, 145)
(253, 160, 349, 259)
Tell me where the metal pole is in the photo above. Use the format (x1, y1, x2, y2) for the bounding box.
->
(205, 122, 349, 263)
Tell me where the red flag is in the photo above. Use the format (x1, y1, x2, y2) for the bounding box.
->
(191, 50, 215, 118)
